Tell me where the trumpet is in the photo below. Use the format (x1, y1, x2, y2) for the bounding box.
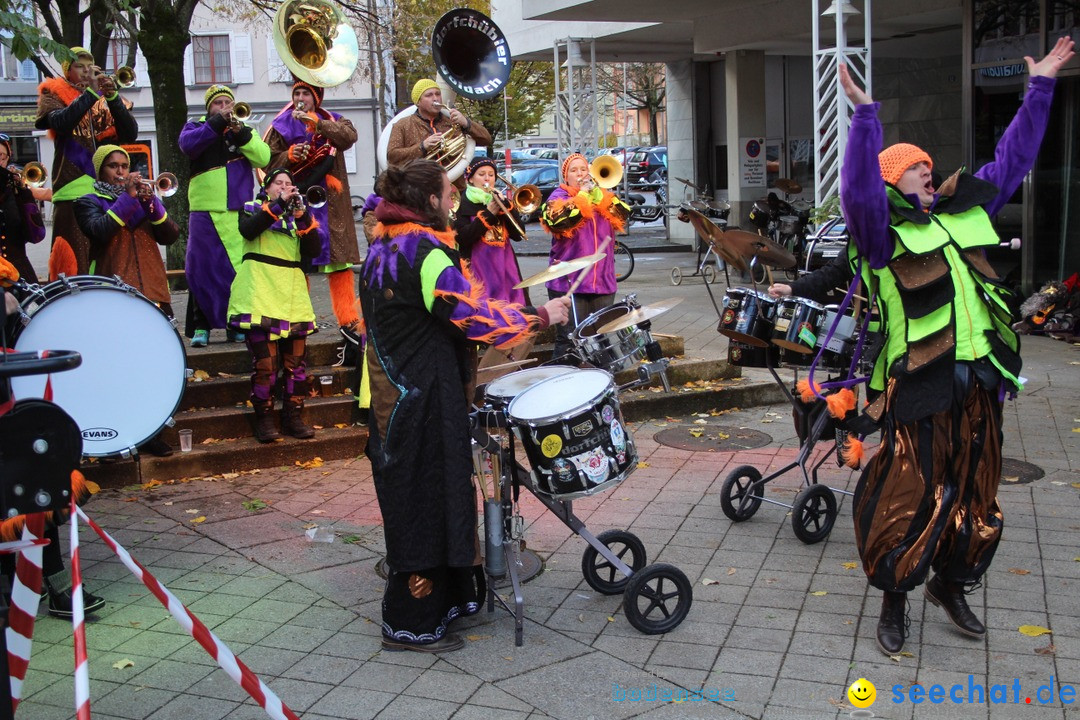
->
(93, 65, 136, 90)
(482, 182, 527, 238)
(136, 172, 178, 198)
(282, 185, 327, 213)
(228, 101, 252, 132)
(10, 162, 48, 188)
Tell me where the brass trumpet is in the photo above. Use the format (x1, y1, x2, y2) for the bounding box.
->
(283, 185, 327, 213)
(94, 65, 136, 89)
(11, 161, 48, 188)
(228, 101, 252, 132)
(137, 172, 179, 198)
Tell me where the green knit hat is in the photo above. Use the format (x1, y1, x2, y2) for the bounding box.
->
(204, 84, 235, 111)
(92, 144, 128, 177)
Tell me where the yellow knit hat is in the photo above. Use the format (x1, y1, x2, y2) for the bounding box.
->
(878, 143, 933, 186)
(411, 79, 439, 105)
(92, 144, 128, 177)
(62, 47, 94, 74)
(204, 84, 235, 111)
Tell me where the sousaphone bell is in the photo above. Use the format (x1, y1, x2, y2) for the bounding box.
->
(273, 0, 359, 87)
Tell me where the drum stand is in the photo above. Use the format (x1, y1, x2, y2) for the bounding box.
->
(719, 351, 855, 544)
(471, 418, 693, 646)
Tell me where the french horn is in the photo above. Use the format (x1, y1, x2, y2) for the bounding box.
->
(376, 8, 512, 182)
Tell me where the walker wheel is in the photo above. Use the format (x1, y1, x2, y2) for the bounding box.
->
(791, 484, 837, 544)
(623, 563, 693, 634)
(581, 529, 647, 595)
(670, 267, 683, 286)
(720, 465, 764, 521)
(702, 264, 717, 285)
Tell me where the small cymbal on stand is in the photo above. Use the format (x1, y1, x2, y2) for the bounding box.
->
(682, 207, 747, 272)
(773, 178, 803, 195)
(513, 251, 605, 289)
(596, 298, 683, 334)
(721, 229, 797, 268)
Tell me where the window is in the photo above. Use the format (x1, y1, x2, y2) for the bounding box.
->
(193, 34, 231, 85)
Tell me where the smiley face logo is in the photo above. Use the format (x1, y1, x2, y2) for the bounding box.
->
(847, 678, 876, 708)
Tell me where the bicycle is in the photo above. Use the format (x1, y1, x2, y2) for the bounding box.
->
(614, 241, 635, 282)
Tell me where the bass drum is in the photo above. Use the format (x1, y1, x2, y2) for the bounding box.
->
(11, 277, 187, 457)
(375, 107, 475, 182)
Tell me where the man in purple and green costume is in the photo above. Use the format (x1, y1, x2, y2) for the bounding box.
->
(179, 84, 270, 347)
(838, 37, 1075, 657)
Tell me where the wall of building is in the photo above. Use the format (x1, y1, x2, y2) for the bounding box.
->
(874, 55, 964, 174)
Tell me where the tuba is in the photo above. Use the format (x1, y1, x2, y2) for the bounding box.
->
(272, 0, 359, 87)
(376, 9, 512, 182)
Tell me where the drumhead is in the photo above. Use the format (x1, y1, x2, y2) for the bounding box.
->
(507, 368, 613, 424)
(11, 280, 187, 456)
(485, 366, 574, 404)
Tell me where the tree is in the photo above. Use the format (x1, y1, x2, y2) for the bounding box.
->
(596, 62, 666, 146)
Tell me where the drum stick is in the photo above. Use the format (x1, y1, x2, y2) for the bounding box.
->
(836, 287, 868, 303)
(472, 444, 490, 500)
(491, 451, 502, 503)
(566, 236, 613, 297)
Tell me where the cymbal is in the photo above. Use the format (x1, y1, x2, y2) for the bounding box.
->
(774, 178, 802, 195)
(513, 251, 605, 289)
(596, 297, 683, 334)
(682, 208, 748, 272)
(674, 176, 702, 191)
(721, 229, 797, 268)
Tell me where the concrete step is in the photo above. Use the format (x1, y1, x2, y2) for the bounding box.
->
(165, 394, 360, 444)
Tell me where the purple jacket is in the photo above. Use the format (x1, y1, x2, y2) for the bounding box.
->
(541, 185, 627, 295)
(842, 75, 1055, 269)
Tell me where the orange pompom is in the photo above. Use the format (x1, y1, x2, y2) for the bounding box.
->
(0, 256, 19, 287)
(796, 378, 822, 404)
(49, 238, 77, 281)
(325, 174, 343, 194)
(840, 434, 865, 469)
(825, 387, 856, 420)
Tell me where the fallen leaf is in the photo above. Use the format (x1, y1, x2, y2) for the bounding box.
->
(334, 423, 349, 429)
(727, 567, 737, 576)
(141, 479, 163, 491)
(112, 659, 135, 670)
(295, 457, 325, 469)
(341, 535, 362, 544)
(701, 578, 720, 586)
(221, 472, 239, 480)
(716, 431, 730, 440)
(162, 501, 173, 506)
(1007, 568, 1030, 575)
(242, 499, 268, 511)
(192, 369, 210, 381)
(1035, 643, 1056, 655)
(689, 428, 704, 438)
(607, 616, 615, 622)
(1019, 625, 1052, 637)
(184, 509, 200, 515)
(302, 523, 318, 530)
(465, 634, 491, 641)
(190, 516, 206, 524)
(85, 480, 101, 495)
(810, 590, 827, 596)
(636, 461, 650, 469)
(577, 613, 585, 623)
(1003, 476, 1020, 483)
(692, 418, 707, 425)
(1072, 482, 1080, 489)
(841, 561, 858, 570)
(826, 698, 849, 709)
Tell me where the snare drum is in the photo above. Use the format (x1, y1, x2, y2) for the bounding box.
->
(748, 200, 773, 230)
(772, 297, 824, 354)
(484, 366, 575, 410)
(10, 277, 186, 456)
(507, 369, 636, 500)
(728, 340, 779, 368)
(573, 301, 653, 373)
(777, 215, 800, 234)
(718, 288, 776, 348)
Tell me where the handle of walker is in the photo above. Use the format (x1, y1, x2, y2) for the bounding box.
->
(1000, 238, 1021, 250)
(0, 350, 82, 378)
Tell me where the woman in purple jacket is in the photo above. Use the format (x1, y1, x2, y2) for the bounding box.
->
(540, 153, 630, 361)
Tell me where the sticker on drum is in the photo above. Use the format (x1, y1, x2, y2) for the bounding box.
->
(484, 366, 574, 409)
(772, 297, 824, 354)
(11, 277, 186, 456)
(718, 288, 776, 348)
(507, 369, 637, 500)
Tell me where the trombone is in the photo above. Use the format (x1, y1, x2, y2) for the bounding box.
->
(497, 173, 543, 217)
(10, 162, 48, 188)
(482, 182, 527, 237)
(589, 155, 623, 189)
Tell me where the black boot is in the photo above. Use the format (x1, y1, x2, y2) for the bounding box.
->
(44, 576, 106, 618)
(281, 399, 315, 439)
(876, 590, 908, 656)
(924, 575, 986, 637)
(252, 402, 281, 443)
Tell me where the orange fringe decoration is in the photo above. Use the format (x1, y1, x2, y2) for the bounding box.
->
(0, 256, 19, 287)
(327, 269, 359, 326)
(325, 175, 342, 194)
(48, 238, 77, 281)
(595, 191, 628, 234)
(38, 77, 81, 140)
(825, 387, 856, 420)
(296, 216, 320, 235)
(840, 435, 865, 469)
(433, 262, 538, 350)
(0, 469, 91, 541)
(372, 221, 457, 250)
(796, 378, 822, 404)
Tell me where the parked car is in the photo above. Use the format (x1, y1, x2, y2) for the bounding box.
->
(626, 146, 667, 185)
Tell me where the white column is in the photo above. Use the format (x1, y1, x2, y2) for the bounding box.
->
(725, 50, 768, 229)
(665, 60, 695, 242)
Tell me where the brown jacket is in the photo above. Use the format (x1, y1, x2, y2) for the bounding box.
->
(266, 115, 361, 265)
(386, 110, 491, 189)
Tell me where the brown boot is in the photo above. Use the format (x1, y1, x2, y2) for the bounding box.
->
(252, 402, 281, 443)
(281, 399, 315, 439)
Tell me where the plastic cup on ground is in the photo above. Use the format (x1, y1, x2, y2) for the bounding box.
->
(178, 429, 193, 452)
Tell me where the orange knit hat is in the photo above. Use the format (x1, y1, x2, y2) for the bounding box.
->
(878, 143, 932, 185)
(561, 153, 588, 183)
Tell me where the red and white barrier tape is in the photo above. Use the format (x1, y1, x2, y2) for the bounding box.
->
(70, 499, 90, 719)
(73, 506, 299, 720)
(5, 514, 45, 712)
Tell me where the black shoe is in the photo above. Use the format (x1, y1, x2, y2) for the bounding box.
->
(139, 436, 173, 457)
(340, 323, 363, 346)
(252, 405, 282, 443)
(48, 588, 106, 618)
(876, 590, 908, 656)
(280, 401, 315, 439)
(924, 575, 986, 637)
(381, 633, 464, 653)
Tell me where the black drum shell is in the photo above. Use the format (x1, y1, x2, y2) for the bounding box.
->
(728, 341, 779, 368)
(772, 297, 824, 353)
(718, 288, 776, 347)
